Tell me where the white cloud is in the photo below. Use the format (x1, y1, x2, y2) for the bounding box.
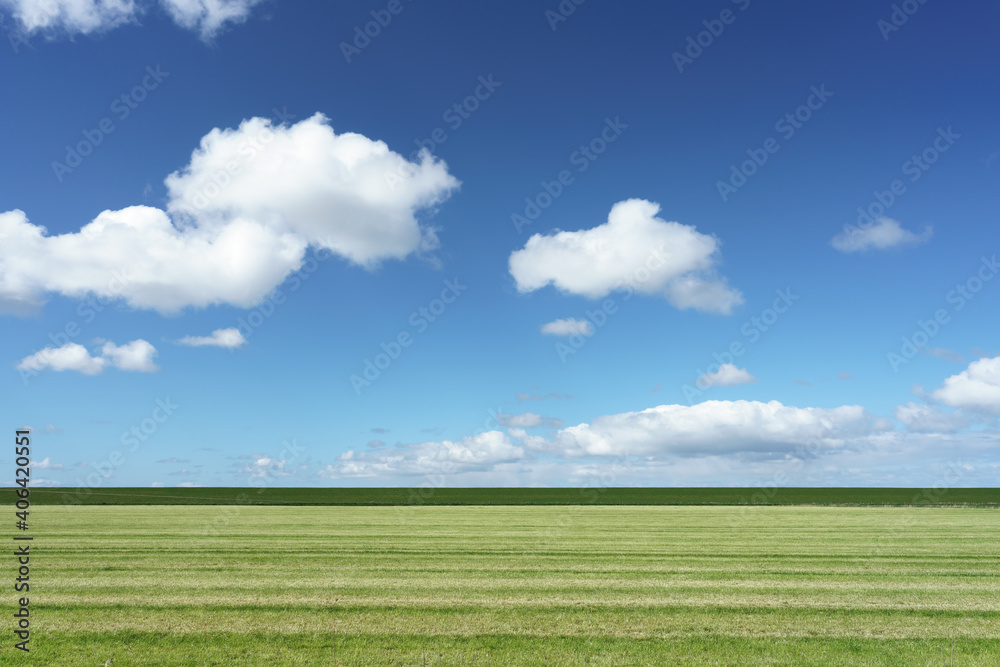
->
(17, 342, 106, 375)
(696, 363, 757, 388)
(831, 217, 932, 253)
(539, 400, 891, 458)
(499, 412, 543, 428)
(317, 400, 895, 481)
(242, 456, 289, 478)
(176, 481, 203, 487)
(164, 114, 456, 267)
(509, 199, 742, 314)
(159, 0, 262, 39)
(30, 457, 62, 469)
(894, 402, 973, 433)
(321, 431, 524, 478)
(17, 339, 157, 375)
(176, 327, 247, 349)
(930, 356, 1000, 414)
(0, 0, 263, 39)
(0, 114, 458, 315)
(271, 382, 1000, 485)
(540, 318, 593, 336)
(151, 482, 165, 487)
(0, 0, 137, 34)
(101, 339, 159, 372)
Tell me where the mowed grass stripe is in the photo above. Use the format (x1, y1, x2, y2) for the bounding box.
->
(5, 505, 999, 665)
(22, 633, 1000, 667)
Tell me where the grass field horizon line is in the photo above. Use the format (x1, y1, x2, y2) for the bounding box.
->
(10, 486, 1000, 506)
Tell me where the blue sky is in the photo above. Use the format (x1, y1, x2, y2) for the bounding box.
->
(2, 0, 998, 489)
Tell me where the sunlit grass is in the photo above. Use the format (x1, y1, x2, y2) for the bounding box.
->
(5, 505, 999, 665)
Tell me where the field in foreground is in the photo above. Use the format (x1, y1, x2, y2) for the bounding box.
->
(5, 505, 1000, 665)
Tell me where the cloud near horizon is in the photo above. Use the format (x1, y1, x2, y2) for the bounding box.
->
(536, 400, 892, 458)
(318, 399, 903, 479)
(894, 401, 974, 433)
(322, 430, 524, 478)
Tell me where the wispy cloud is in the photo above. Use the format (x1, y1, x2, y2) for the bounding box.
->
(540, 318, 593, 336)
(175, 328, 247, 349)
(831, 217, 932, 253)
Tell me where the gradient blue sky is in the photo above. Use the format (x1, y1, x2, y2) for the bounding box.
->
(2, 0, 998, 489)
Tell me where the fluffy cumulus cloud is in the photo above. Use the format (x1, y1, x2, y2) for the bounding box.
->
(100, 339, 159, 371)
(930, 356, 1000, 414)
(16, 342, 106, 375)
(0, 114, 458, 315)
(0, 0, 263, 39)
(830, 217, 932, 253)
(537, 400, 891, 458)
(176, 327, 247, 349)
(540, 318, 592, 336)
(509, 199, 742, 314)
(17, 339, 157, 375)
(322, 431, 524, 478)
(696, 363, 757, 387)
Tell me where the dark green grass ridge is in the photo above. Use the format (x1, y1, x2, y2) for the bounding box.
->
(13, 486, 1000, 506)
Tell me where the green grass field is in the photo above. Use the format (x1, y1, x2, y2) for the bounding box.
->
(19, 486, 1000, 506)
(5, 504, 999, 665)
